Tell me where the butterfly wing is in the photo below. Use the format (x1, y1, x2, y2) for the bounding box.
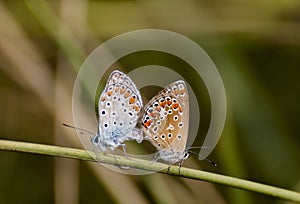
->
(142, 80, 189, 160)
(97, 70, 143, 149)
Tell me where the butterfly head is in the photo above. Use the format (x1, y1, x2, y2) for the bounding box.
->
(159, 149, 190, 163)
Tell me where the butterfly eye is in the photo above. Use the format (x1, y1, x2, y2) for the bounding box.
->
(183, 152, 189, 159)
(92, 136, 100, 145)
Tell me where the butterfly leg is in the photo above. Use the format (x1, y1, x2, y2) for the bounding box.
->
(92, 145, 104, 162)
(178, 160, 183, 175)
(121, 144, 131, 160)
(112, 150, 118, 162)
(167, 165, 171, 173)
(151, 152, 160, 164)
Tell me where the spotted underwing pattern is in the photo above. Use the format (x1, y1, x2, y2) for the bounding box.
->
(141, 80, 189, 164)
(92, 70, 143, 154)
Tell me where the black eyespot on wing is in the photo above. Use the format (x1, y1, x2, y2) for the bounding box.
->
(101, 109, 106, 116)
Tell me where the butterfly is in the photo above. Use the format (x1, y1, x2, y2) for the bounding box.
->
(141, 80, 190, 166)
(91, 70, 143, 156)
(64, 70, 143, 160)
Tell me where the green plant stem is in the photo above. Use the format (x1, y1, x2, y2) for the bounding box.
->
(1, 139, 300, 203)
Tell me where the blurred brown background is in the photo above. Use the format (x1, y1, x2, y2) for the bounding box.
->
(0, 1, 300, 204)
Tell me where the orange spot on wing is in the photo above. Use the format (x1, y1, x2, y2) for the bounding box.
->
(178, 106, 183, 113)
(133, 105, 140, 112)
(143, 120, 152, 128)
(129, 97, 136, 104)
(120, 88, 125, 94)
(166, 100, 172, 105)
(101, 96, 106, 101)
(124, 91, 130, 98)
(160, 101, 166, 107)
(172, 103, 179, 109)
(107, 90, 113, 96)
(150, 112, 156, 117)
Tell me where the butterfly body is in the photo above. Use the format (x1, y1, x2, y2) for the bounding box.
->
(142, 80, 189, 164)
(92, 70, 143, 152)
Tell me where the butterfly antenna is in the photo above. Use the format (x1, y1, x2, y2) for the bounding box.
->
(188, 150, 217, 167)
(62, 123, 95, 136)
(187, 146, 211, 150)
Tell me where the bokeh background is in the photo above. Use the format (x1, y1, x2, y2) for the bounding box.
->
(1, 1, 300, 204)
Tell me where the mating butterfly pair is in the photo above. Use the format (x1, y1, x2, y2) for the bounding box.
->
(91, 70, 190, 165)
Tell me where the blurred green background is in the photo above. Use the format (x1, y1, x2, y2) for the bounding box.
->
(1, 1, 300, 204)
